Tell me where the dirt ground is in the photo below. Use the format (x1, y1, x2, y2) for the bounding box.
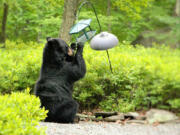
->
(39, 122, 180, 135)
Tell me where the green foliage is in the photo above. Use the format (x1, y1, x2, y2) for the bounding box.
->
(0, 88, 47, 135)
(74, 42, 180, 112)
(1, 0, 178, 46)
(141, 0, 180, 47)
(168, 99, 180, 110)
(114, 0, 154, 20)
(0, 0, 64, 41)
(0, 40, 43, 93)
(1, 41, 179, 112)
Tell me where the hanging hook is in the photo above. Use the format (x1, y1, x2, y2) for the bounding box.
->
(76, 0, 102, 32)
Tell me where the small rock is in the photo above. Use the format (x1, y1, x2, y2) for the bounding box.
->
(76, 113, 95, 121)
(126, 120, 147, 124)
(92, 117, 104, 122)
(104, 114, 124, 122)
(146, 109, 179, 124)
(165, 119, 180, 124)
(136, 116, 146, 120)
(124, 112, 140, 120)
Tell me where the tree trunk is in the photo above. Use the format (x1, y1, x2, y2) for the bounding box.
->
(175, 0, 180, 16)
(59, 0, 80, 43)
(0, 3, 9, 46)
(107, 0, 111, 32)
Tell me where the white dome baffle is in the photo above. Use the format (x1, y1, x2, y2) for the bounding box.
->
(90, 32, 119, 50)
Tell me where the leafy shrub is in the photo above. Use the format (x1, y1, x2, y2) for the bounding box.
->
(0, 41, 180, 112)
(74, 42, 180, 112)
(0, 88, 47, 135)
(0, 40, 43, 93)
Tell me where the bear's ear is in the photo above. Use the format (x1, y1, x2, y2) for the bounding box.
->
(46, 37, 54, 46)
(46, 37, 52, 42)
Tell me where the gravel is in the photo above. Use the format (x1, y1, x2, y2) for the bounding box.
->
(39, 122, 180, 135)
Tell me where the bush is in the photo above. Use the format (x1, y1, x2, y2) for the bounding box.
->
(0, 40, 43, 93)
(0, 41, 180, 112)
(0, 88, 47, 135)
(74, 42, 180, 112)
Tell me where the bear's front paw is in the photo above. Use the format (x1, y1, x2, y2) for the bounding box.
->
(70, 43, 77, 50)
(77, 42, 84, 49)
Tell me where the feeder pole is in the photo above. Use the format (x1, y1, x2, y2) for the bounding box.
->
(106, 50, 113, 73)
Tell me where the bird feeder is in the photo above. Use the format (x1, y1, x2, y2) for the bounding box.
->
(69, 19, 96, 43)
(69, 0, 119, 73)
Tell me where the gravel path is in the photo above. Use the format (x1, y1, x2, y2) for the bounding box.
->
(39, 122, 180, 135)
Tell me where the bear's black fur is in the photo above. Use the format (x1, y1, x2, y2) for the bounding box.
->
(34, 38, 86, 123)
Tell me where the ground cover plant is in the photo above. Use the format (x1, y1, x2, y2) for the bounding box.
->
(0, 41, 180, 113)
(0, 88, 47, 135)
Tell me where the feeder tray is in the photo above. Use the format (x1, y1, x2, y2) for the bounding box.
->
(69, 19, 96, 43)
(90, 32, 119, 50)
(77, 30, 96, 43)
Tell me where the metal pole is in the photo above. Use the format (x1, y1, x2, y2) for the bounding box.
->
(106, 50, 113, 73)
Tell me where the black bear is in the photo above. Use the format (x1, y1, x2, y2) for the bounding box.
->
(34, 38, 86, 123)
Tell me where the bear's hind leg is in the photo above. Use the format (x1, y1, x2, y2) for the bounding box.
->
(55, 99, 78, 123)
